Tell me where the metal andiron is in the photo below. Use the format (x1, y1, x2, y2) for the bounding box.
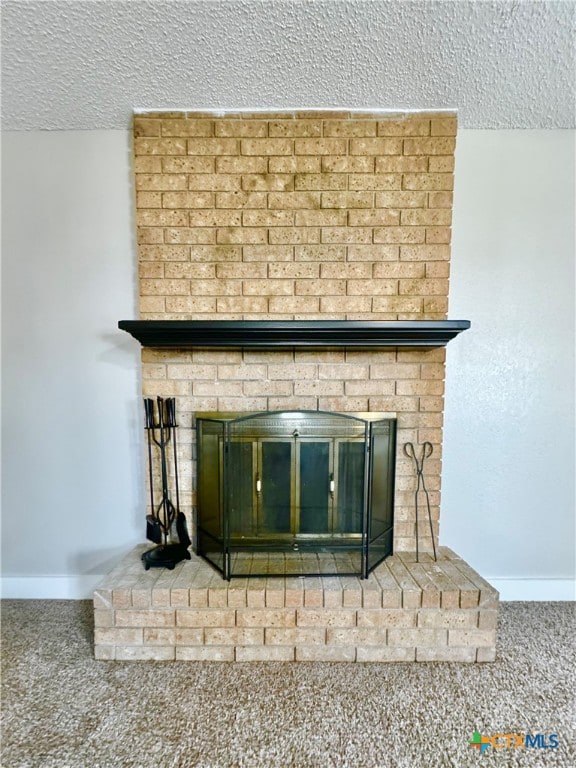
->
(195, 411, 396, 579)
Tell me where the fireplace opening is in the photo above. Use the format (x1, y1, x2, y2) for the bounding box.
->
(196, 410, 396, 579)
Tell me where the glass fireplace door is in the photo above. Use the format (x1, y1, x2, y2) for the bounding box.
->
(196, 410, 396, 579)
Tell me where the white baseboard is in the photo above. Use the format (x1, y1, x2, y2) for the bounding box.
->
(1, 575, 574, 601)
(487, 578, 575, 602)
(0, 575, 105, 600)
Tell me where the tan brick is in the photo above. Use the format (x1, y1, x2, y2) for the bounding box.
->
(357, 647, 416, 662)
(111, 588, 132, 609)
(135, 156, 163, 173)
(295, 138, 347, 155)
(323, 120, 376, 137)
(350, 138, 402, 155)
(269, 120, 322, 137)
(135, 138, 187, 155)
(347, 244, 399, 261)
(139, 244, 190, 260)
(269, 156, 321, 173)
(165, 297, 217, 314)
(429, 156, 455, 173)
(216, 156, 268, 174)
(297, 609, 356, 627)
(321, 228, 372, 244)
(417, 647, 476, 662)
(242, 245, 294, 261)
(236, 609, 296, 627)
(144, 628, 178, 645)
(426, 227, 452, 244)
(137, 210, 188, 227)
(296, 646, 356, 661)
(374, 227, 425, 244)
(205, 628, 263, 645)
(176, 646, 234, 661)
(94, 645, 115, 660)
(476, 647, 497, 662)
(241, 138, 293, 155)
(216, 297, 268, 313)
(376, 191, 427, 208)
(403, 173, 454, 191)
(242, 210, 294, 227)
(214, 120, 267, 137)
(268, 296, 320, 314)
(94, 609, 114, 627)
(294, 173, 347, 191)
(187, 138, 238, 155)
(217, 228, 267, 244)
(164, 228, 215, 244)
(377, 119, 430, 136)
(140, 279, 190, 296)
(417, 610, 478, 629)
(321, 192, 374, 209)
(137, 228, 164, 244)
(400, 245, 450, 261)
(115, 610, 175, 628)
(327, 627, 388, 645)
(176, 609, 235, 627)
(161, 118, 212, 137)
(134, 117, 162, 137)
(431, 117, 458, 136)
(348, 209, 400, 227)
(403, 137, 456, 155)
(348, 174, 401, 191)
(215, 191, 267, 209)
(428, 191, 453, 208)
(295, 245, 346, 262)
(448, 629, 496, 647)
(136, 173, 188, 191)
(375, 156, 428, 173)
(226, 585, 248, 608)
(295, 279, 345, 296)
(478, 611, 498, 631)
(236, 646, 295, 661)
(115, 646, 175, 661)
(265, 627, 325, 645)
(357, 609, 417, 628)
(268, 192, 321, 209)
(387, 628, 447, 647)
(294, 210, 346, 227)
(348, 279, 398, 297)
(319, 296, 372, 314)
(322, 156, 375, 173)
(163, 157, 215, 173)
(269, 227, 321, 245)
(95, 628, 144, 645)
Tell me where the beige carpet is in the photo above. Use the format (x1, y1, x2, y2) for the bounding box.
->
(1, 600, 574, 768)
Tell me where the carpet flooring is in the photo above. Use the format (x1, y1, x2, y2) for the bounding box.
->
(1, 600, 574, 768)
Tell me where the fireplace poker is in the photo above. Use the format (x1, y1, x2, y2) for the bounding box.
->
(166, 397, 191, 548)
(144, 398, 162, 544)
(403, 441, 437, 562)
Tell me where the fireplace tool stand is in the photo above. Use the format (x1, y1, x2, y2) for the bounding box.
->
(404, 441, 437, 562)
(142, 397, 191, 571)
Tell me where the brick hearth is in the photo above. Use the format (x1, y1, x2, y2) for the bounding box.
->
(94, 547, 498, 662)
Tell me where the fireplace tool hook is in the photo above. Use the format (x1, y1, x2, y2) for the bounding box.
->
(403, 441, 437, 562)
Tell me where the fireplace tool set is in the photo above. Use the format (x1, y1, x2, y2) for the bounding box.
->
(141, 397, 191, 571)
(404, 441, 437, 562)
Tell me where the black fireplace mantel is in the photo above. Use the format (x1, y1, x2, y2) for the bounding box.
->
(118, 319, 470, 349)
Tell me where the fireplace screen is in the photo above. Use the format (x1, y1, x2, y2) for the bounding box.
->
(196, 411, 396, 579)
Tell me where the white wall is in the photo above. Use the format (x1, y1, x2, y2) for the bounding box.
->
(1, 128, 574, 599)
(442, 130, 575, 598)
(1, 131, 143, 595)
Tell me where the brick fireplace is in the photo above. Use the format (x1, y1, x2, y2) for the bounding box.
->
(94, 110, 499, 661)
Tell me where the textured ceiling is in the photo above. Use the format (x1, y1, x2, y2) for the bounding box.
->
(1, 0, 574, 131)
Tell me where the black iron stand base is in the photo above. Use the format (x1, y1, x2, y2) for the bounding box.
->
(141, 544, 191, 571)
